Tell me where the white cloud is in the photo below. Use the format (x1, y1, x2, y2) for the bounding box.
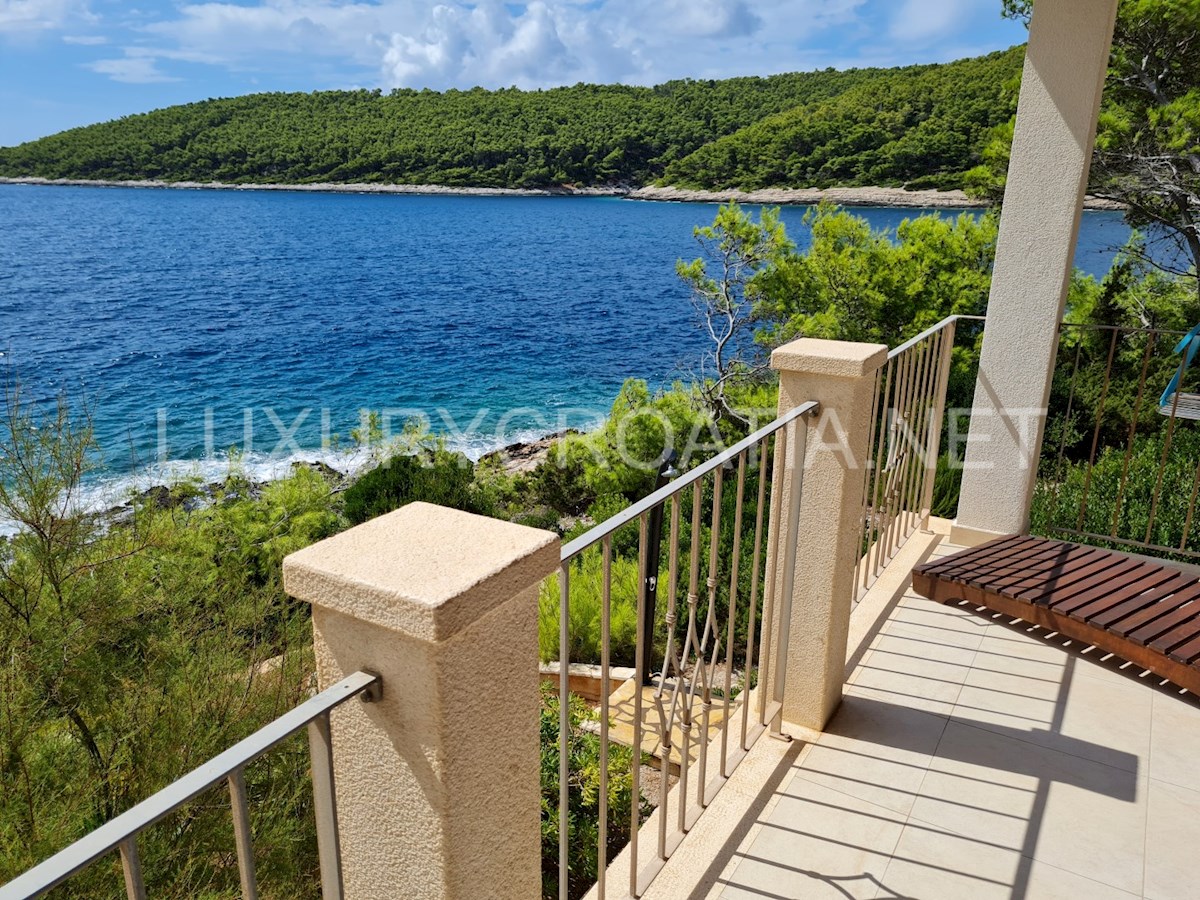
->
(77, 0, 995, 91)
(62, 32, 104, 44)
(87, 53, 179, 83)
(0, 0, 88, 33)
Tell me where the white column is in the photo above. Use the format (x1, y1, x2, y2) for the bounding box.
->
(955, 0, 1119, 543)
(770, 338, 887, 730)
(283, 502, 559, 900)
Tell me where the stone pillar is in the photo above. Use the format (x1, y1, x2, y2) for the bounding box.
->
(770, 338, 887, 730)
(282, 502, 559, 900)
(955, 0, 1119, 542)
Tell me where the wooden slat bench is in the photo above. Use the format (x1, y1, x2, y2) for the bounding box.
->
(912, 534, 1200, 695)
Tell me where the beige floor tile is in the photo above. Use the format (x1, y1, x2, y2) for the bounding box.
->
(1144, 778, 1200, 900)
(845, 626, 977, 716)
(909, 721, 1146, 894)
(876, 819, 1139, 899)
(883, 608, 991, 653)
(793, 690, 948, 815)
(1149, 690, 1200, 790)
(720, 777, 905, 900)
(951, 654, 1152, 772)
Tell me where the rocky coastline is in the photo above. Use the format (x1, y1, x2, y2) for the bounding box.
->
(0, 176, 1125, 211)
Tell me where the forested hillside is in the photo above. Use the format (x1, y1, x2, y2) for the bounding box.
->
(0, 47, 1022, 190)
(664, 47, 1022, 190)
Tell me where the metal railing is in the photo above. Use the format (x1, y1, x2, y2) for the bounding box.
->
(1039, 322, 1200, 559)
(852, 316, 976, 601)
(0, 670, 381, 900)
(553, 400, 818, 900)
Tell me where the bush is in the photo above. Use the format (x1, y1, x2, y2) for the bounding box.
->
(342, 449, 490, 525)
(1031, 426, 1200, 558)
(539, 684, 646, 900)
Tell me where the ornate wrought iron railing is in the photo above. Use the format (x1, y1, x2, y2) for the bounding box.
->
(551, 400, 818, 899)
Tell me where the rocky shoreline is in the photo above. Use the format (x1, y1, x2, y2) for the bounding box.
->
(627, 184, 1125, 211)
(0, 176, 1125, 211)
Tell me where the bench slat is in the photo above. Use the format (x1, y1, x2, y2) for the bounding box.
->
(912, 535, 1200, 696)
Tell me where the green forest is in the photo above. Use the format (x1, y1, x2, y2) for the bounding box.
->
(0, 47, 1022, 190)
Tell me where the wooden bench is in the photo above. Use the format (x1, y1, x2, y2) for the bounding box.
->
(912, 534, 1200, 695)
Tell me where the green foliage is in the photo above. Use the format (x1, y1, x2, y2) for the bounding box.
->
(1043, 247, 1200, 463)
(983, 1, 1200, 300)
(342, 448, 489, 525)
(0, 51, 1022, 191)
(0, 390, 331, 896)
(754, 203, 997, 347)
(676, 204, 792, 423)
(662, 48, 1024, 191)
(538, 554, 646, 668)
(1031, 426, 1200, 558)
(539, 684, 644, 900)
(533, 380, 719, 512)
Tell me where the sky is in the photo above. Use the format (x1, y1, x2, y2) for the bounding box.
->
(0, 0, 1027, 147)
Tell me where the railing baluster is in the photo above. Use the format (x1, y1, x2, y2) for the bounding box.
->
(596, 536, 611, 898)
(722, 452, 746, 777)
(630, 514, 649, 897)
(557, 560, 570, 900)
(906, 333, 937, 532)
(742, 434, 769, 751)
(757, 425, 786, 728)
(228, 768, 259, 900)
(308, 711, 344, 900)
(656, 496, 680, 860)
(119, 838, 146, 900)
(696, 465, 723, 808)
(867, 357, 897, 585)
(1077, 328, 1120, 532)
(854, 363, 884, 600)
(1146, 347, 1190, 545)
(1112, 330, 1155, 537)
(921, 322, 956, 523)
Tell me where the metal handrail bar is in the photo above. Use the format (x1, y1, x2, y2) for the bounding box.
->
(1059, 321, 1191, 337)
(1, 670, 381, 900)
(886, 314, 984, 360)
(561, 401, 820, 562)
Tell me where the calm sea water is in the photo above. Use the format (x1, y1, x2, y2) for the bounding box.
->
(0, 184, 1133, 491)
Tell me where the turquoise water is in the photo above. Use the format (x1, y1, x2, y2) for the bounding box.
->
(0, 184, 1133, 486)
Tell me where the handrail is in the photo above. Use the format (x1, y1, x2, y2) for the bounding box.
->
(561, 400, 820, 562)
(886, 314, 984, 360)
(1, 670, 381, 900)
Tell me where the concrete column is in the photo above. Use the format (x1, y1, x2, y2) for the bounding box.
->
(955, 0, 1119, 542)
(770, 338, 887, 730)
(282, 502, 559, 900)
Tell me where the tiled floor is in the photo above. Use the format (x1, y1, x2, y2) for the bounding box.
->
(719, 541, 1200, 900)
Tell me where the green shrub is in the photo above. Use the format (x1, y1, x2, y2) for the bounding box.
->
(343, 449, 490, 525)
(539, 684, 646, 900)
(539, 552, 647, 668)
(1031, 426, 1200, 558)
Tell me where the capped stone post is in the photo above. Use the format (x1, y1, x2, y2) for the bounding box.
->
(769, 338, 887, 731)
(283, 501, 559, 900)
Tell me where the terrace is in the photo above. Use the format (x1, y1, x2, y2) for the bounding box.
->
(3, 1, 1199, 899)
(635, 523, 1200, 900)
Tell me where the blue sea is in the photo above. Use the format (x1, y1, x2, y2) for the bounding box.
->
(0, 183, 1134, 496)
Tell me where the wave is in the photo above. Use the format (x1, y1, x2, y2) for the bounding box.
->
(0, 422, 582, 538)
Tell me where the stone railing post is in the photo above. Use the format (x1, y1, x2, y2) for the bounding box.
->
(769, 338, 887, 731)
(282, 501, 559, 900)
